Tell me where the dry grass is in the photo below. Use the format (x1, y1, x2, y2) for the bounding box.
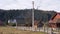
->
(0, 26, 47, 34)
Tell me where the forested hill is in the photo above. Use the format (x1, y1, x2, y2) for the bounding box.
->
(0, 9, 57, 22)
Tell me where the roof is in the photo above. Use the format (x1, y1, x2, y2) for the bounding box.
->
(49, 13, 60, 23)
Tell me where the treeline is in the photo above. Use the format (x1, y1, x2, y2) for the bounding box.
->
(0, 9, 57, 23)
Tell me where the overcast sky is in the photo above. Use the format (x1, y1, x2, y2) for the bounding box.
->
(0, 0, 60, 12)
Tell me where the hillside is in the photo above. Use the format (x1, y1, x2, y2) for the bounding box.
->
(0, 9, 57, 25)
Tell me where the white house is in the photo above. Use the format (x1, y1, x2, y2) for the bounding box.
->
(8, 19, 17, 23)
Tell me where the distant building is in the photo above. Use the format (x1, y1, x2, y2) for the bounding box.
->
(49, 13, 60, 29)
(8, 19, 17, 23)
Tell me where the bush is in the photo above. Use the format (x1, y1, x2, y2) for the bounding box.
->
(8, 23, 16, 26)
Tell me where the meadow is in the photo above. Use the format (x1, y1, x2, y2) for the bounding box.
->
(0, 26, 47, 34)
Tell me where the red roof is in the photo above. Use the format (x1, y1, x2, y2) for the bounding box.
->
(49, 13, 60, 23)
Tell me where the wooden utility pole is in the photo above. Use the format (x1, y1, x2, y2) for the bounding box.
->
(32, 1, 35, 31)
(47, 15, 48, 34)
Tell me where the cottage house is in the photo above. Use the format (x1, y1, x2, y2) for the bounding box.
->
(49, 13, 60, 29)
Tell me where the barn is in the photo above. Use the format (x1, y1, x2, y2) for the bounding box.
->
(49, 13, 60, 29)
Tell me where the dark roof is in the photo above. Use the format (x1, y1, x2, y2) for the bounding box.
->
(51, 13, 57, 20)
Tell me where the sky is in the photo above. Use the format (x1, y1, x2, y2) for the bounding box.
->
(0, 0, 60, 12)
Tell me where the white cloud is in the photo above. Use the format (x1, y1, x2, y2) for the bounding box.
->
(38, 0, 60, 12)
(0, 0, 60, 12)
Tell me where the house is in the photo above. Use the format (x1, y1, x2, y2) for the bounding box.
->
(49, 13, 60, 29)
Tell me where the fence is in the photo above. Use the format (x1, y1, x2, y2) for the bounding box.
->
(14, 26, 59, 34)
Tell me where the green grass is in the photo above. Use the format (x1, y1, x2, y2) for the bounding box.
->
(0, 27, 47, 34)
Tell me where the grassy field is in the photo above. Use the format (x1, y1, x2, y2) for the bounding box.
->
(0, 26, 47, 34)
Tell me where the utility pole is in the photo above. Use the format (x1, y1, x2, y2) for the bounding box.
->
(32, 1, 34, 30)
(47, 15, 48, 34)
